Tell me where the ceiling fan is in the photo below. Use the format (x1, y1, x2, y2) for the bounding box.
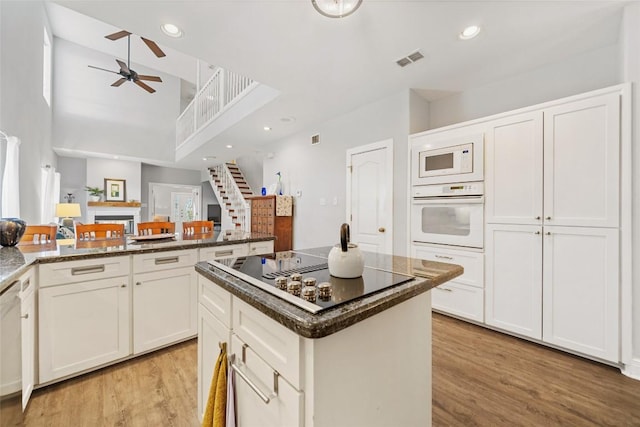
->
(88, 30, 165, 94)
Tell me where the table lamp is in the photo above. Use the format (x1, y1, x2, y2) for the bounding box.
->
(55, 203, 81, 228)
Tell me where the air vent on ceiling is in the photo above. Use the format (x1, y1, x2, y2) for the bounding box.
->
(396, 50, 425, 68)
(311, 134, 320, 145)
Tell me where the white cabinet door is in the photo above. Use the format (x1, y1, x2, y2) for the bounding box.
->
(19, 269, 35, 410)
(485, 111, 543, 225)
(39, 277, 130, 383)
(133, 267, 197, 354)
(543, 93, 620, 228)
(197, 304, 230, 421)
(542, 226, 619, 362)
(231, 334, 303, 427)
(485, 224, 543, 339)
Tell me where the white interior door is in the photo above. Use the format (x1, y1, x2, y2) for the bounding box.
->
(149, 183, 201, 230)
(346, 139, 393, 254)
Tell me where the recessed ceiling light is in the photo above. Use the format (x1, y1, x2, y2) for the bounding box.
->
(161, 23, 183, 38)
(280, 116, 296, 123)
(226, 145, 233, 149)
(263, 126, 272, 131)
(459, 25, 481, 40)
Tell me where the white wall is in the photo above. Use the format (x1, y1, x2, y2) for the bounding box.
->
(52, 37, 181, 163)
(428, 43, 621, 129)
(86, 158, 141, 202)
(0, 0, 55, 224)
(235, 154, 263, 195)
(57, 155, 87, 219)
(263, 91, 412, 253)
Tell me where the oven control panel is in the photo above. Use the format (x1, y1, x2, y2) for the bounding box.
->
(412, 181, 484, 198)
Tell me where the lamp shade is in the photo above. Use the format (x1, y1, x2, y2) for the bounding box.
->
(55, 203, 81, 218)
(311, 0, 362, 18)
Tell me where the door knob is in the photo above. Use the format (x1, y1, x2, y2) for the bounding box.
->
(378, 227, 385, 233)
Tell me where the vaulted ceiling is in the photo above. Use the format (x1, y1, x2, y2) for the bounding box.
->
(49, 0, 629, 170)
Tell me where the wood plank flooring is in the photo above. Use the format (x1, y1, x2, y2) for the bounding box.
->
(23, 314, 640, 426)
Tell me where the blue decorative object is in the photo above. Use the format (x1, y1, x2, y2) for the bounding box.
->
(261, 187, 267, 196)
(0, 218, 27, 247)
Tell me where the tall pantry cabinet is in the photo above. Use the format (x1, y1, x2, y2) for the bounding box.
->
(484, 91, 621, 362)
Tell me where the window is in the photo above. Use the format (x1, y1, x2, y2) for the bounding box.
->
(43, 27, 52, 106)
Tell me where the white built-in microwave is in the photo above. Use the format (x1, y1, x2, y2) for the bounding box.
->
(411, 133, 484, 185)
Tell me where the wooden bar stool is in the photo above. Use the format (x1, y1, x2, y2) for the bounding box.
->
(19, 225, 58, 245)
(75, 223, 125, 240)
(182, 220, 214, 235)
(137, 221, 175, 236)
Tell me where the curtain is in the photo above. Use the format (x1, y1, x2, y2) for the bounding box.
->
(1, 136, 21, 218)
(40, 166, 60, 224)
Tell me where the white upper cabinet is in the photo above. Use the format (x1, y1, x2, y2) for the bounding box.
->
(485, 111, 543, 224)
(543, 93, 620, 228)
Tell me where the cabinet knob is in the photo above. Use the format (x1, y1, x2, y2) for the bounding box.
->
(136, 282, 142, 286)
(21, 313, 29, 319)
(545, 232, 551, 236)
(121, 284, 127, 288)
(378, 227, 386, 233)
(535, 216, 541, 220)
(535, 231, 541, 235)
(545, 216, 551, 220)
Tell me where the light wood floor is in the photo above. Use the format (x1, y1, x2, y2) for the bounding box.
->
(24, 314, 640, 426)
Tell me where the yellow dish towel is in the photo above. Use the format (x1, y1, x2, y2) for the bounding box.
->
(202, 342, 228, 427)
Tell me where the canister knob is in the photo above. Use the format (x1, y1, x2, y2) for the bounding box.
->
(317, 282, 332, 299)
(303, 277, 317, 287)
(290, 273, 303, 282)
(275, 276, 288, 290)
(301, 286, 317, 302)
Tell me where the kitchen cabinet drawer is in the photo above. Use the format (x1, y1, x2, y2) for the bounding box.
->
(199, 244, 249, 261)
(133, 249, 197, 274)
(39, 256, 130, 287)
(231, 334, 303, 427)
(412, 244, 484, 288)
(233, 298, 301, 388)
(432, 282, 484, 323)
(249, 240, 274, 256)
(198, 275, 232, 328)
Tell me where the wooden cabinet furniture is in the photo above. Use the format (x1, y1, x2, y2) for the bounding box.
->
(248, 195, 293, 252)
(484, 90, 622, 362)
(38, 256, 131, 383)
(132, 250, 197, 354)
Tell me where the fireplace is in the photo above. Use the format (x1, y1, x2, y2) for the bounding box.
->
(94, 215, 135, 235)
(86, 202, 141, 235)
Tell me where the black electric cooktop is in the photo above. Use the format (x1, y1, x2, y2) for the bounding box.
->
(208, 251, 414, 313)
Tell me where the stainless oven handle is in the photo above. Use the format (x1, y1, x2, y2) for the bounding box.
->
(412, 196, 484, 205)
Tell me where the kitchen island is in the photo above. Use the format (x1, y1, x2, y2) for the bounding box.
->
(196, 247, 463, 427)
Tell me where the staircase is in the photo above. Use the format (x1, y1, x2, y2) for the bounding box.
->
(209, 163, 254, 230)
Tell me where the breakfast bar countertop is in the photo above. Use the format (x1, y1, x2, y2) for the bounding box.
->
(0, 230, 275, 293)
(196, 246, 464, 338)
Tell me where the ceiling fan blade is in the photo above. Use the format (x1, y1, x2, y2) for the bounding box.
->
(134, 80, 156, 93)
(105, 30, 131, 41)
(136, 75, 163, 82)
(115, 59, 131, 75)
(141, 37, 166, 58)
(88, 65, 119, 74)
(111, 78, 127, 87)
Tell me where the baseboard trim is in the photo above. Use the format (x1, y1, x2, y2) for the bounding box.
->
(621, 358, 640, 380)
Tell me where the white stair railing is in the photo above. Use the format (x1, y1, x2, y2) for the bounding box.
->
(208, 164, 251, 230)
(176, 67, 258, 148)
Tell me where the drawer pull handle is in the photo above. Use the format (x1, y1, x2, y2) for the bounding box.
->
(435, 255, 453, 260)
(155, 256, 179, 265)
(71, 265, 105, 275)
(215, 250, 234, 257)
(230, 356, 276, 404)
(435, 287, 453, 292)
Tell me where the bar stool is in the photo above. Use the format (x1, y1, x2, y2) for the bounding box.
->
(76, 223, 125, 240)
(137, 221, 175, 236)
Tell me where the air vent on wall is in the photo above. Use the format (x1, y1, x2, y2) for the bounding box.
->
(396, 50, 424, 68)
(311, 134, 320, 145)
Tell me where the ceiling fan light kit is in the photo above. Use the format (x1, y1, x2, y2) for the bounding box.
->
(88, 30, 165, 93)
(311, 0, 363, 18)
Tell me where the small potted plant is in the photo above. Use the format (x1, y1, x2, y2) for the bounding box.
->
(85, 186, 104, 202)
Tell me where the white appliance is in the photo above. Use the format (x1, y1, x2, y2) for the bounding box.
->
(411, 182, 484, 249)
(411, 133, 484, 185)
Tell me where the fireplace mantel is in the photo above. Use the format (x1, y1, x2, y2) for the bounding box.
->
(88, 201, 141, 208)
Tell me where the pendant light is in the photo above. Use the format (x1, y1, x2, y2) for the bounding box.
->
(311, 0, 363, 18)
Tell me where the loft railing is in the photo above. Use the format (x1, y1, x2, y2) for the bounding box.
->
(176, 68, 257, 148)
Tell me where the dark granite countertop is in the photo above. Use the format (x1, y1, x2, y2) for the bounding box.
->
(196, 246, 463, 339)
(0, 230, 274, 293)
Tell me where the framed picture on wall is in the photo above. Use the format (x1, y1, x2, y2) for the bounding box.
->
(104, 178, 127, 202)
